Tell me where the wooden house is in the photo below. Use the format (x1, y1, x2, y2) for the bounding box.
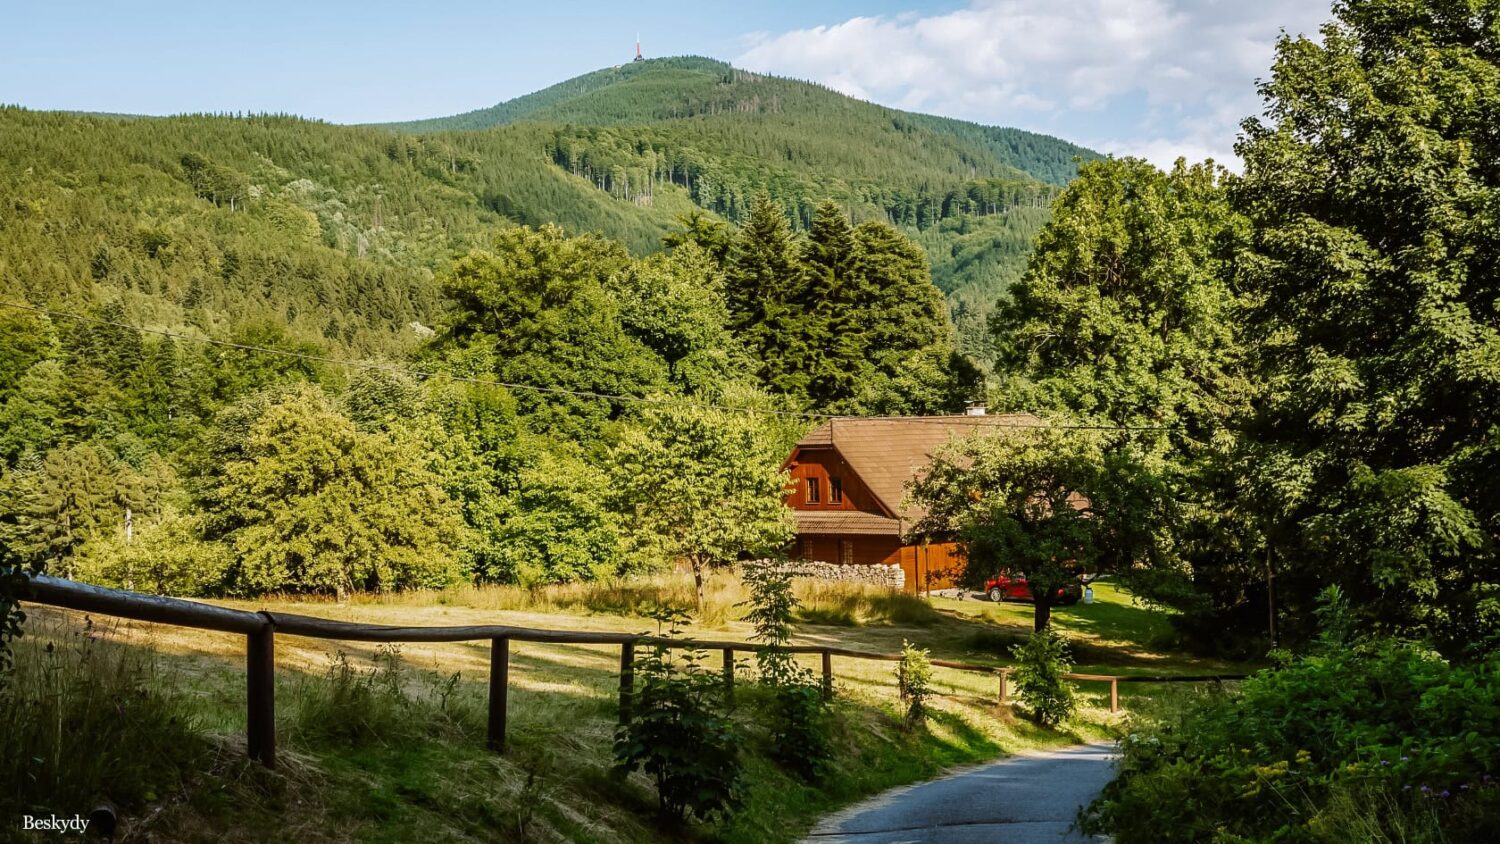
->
(782, 410, 1041, 594)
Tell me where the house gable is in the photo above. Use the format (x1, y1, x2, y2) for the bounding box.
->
(783, 444, 895, 519)
(788, 413, 1042, 523)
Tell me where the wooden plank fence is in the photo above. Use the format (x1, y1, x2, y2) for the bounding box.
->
(21, 574, 1247, 769)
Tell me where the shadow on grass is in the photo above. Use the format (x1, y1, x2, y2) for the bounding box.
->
(1048, 591, 1175, 645)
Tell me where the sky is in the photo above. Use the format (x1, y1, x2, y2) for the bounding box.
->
(5, 0, 1335, 167)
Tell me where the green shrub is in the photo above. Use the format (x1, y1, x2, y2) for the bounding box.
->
(72, 509, 231, 596)
(742, 562, 832, 779)
(896, 640, 933, 730)
(1010, 628, 1076, 728)
(1081, 639, 1500, 843)
(0, 617, 210, 815)
(767, 682, 832, 780)
(614, 609, 742, 822)
(0, 542, 28, 679)
(742, 562, 801, 686)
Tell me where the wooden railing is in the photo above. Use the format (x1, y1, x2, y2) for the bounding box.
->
(21, 575, 1247, 768)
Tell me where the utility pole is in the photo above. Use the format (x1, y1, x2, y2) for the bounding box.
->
(1266, 542, 1278, 649)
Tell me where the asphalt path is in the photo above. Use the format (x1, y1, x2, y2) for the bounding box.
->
(801, 741, 1117, 843)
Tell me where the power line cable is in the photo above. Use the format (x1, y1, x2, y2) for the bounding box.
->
(0, 301, 1173, 432)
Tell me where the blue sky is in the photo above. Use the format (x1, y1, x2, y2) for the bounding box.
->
(6, 1, 1333, 166)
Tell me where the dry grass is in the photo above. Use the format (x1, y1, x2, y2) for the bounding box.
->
(324, 570, 947, 632)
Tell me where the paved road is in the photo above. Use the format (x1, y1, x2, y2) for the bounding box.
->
(802, 741, 1116, 843)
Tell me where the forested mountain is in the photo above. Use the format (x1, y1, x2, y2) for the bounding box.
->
(12, 58, 1100, 359)
(380, 57, 1099, 349)
(383, 57, 1092, 187)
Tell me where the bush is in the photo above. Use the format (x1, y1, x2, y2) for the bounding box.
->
(0, 616, 210, 815)
(767, 682, 832, 780)
(614, 609, 742, 822)
(72, 509, 231, 596)
(0, 540, 29, 679)
(741, 562, 831, 779)
(1010, 628, 1076, 727)
(897, 640, 933, 730)
(1081, 639, 1500, 843)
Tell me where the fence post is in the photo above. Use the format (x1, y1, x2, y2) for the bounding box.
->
(1110, 678, 1119, 713)
(618, 641, 636, 726)
(997, 668, 1008, 706)
(722, 648, 734, 696)
(488, 637, 510, 752)
(821, 649, 833, 700)
(246, 619, 275, 769)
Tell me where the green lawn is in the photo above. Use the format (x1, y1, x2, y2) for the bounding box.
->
(7, 574, 1246, 842)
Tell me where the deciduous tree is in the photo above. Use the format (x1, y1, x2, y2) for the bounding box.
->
(205, 385, 463, 597)
(1233, 0, 1500, 652)
(909, 427, 1175, 631)
(609, 404, 794, 613)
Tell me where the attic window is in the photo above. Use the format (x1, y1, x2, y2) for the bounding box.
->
(806, 477, 821, 504)
(830, 477, 843, 504)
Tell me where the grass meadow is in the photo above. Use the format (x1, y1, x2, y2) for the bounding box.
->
(3, 572, 1254, 842)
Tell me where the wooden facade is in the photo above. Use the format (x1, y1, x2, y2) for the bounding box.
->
(782, 414, 1039, 594)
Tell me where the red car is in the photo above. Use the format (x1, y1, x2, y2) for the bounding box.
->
(985, 573, 1082, 605)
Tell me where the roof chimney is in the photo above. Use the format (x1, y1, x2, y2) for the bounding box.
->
(965, 401, 987, 417)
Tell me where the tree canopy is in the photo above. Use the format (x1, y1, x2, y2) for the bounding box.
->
(1231, 0, 1500, 652)
(203, 384, 463, 597)
(608, 403, 795, 611)
(908, 427, 1175, 630)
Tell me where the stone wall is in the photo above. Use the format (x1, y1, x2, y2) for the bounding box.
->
(745, 559, 905, 591)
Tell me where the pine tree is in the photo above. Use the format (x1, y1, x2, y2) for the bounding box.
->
(851, 221, 947, 362)
(793, 201, 862, 406)
(726, 194, 799, 335)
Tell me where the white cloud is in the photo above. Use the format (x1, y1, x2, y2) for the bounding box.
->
(735, 0, 1334, 169)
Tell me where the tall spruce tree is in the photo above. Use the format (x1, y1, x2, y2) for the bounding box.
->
(850, 221, 948, 360)
(791, 201, 864, 406)
(725, 195, 972, 412)
(726, 194, 799, 337)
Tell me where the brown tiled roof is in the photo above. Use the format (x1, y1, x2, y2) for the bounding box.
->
(794, 413, 1042, 522)
(793, 510, 901, 536)
(797, 424, 833, 446)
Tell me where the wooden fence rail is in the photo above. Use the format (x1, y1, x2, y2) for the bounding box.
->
(22, 575, 1247, 769)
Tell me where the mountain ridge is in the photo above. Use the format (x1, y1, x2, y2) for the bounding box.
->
(1, 55, 1096, 363)
(377, 56, 1099, 187)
